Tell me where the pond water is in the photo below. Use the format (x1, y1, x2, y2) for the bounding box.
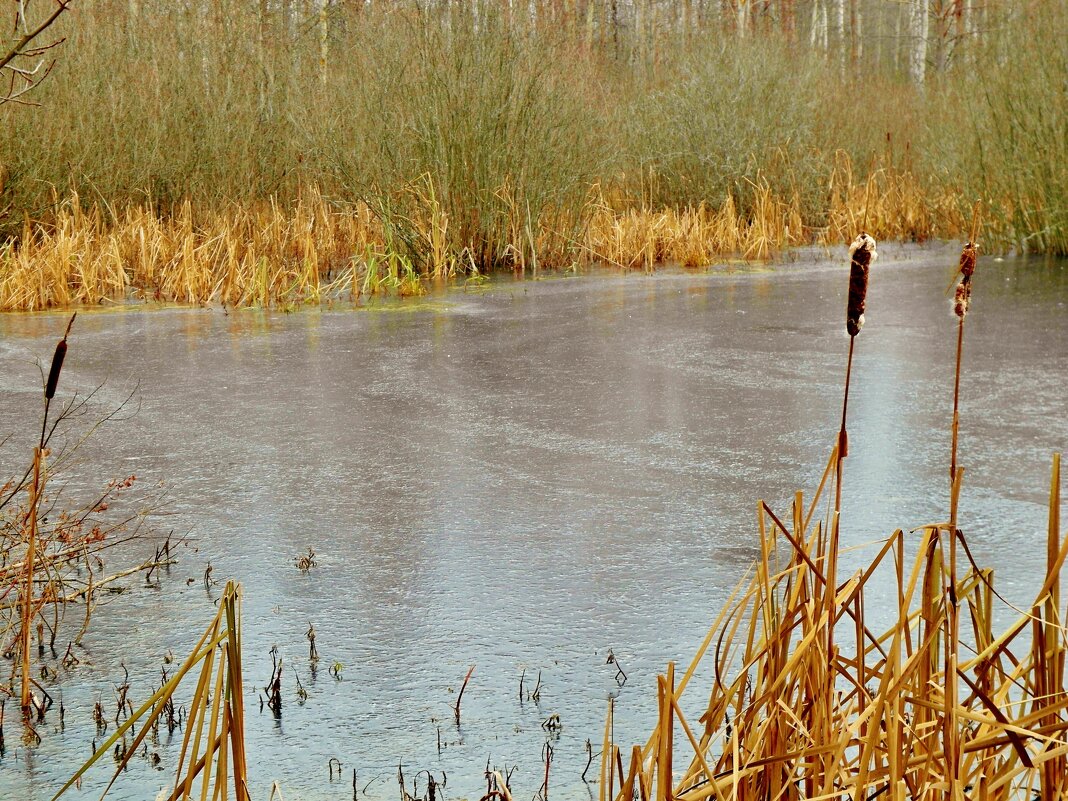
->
(1, 245, 1066, 801)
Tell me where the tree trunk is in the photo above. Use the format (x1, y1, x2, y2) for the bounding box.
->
(834, 0, 845, 71)
(585, 0, 595, 52)
(908, 0, 928, 87)
(849, 0, 858, 70)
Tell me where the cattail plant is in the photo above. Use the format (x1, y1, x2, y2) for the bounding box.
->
(20, 314, 75, 710)
(817, 230, 877, 787)
(943, 212, 981, 798)
(606, 452, 1067, 801)
(950, 214, 980, 489)
(839, 232, 877, 465)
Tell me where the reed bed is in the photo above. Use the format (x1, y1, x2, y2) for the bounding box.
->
(604, 449, 1066, 801)
(585, 183, 806, 270)
(604, 231, 1067, 801)
(1, 163, 956, 311)
(1, 1, 1063, 313)
(0, 189, 423, 311)
(821, 154, 967, 246)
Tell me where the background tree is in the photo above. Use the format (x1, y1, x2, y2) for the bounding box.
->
(1, 1, 72, 106)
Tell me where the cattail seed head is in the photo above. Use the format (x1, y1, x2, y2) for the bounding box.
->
(846, 233, 877, 336)
(953, 242, 978, 319)
(45, 315, 75, 400)
(959, 242, 977, 278)
(954, 279, 972, 318)
(45, 340, 67, 400)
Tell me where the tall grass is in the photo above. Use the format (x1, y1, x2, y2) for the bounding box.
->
(619, 36, 829, 220)
(940, 2, 1068, 255)
(323, 13, 604, 274)
(0, 2, 1062, 310)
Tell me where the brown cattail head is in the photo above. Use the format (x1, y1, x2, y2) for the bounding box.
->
(45, 341, 67, 400)
(959, 242, 977, 278)
(45, 313, 76, 400)
(846, 233, 877, 336)
(954, 280, 972, 318)
(953, 243, 978, 319)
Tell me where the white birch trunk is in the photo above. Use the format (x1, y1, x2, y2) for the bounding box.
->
(636, 0, 647, 65)
(855, 4, 862, 64)
(585, 0, 595, 51)
(908, 0, 928, 87)
(893, 1, 901, 73)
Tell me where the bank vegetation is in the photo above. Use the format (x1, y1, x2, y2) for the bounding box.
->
(0, 1, 1064, 310)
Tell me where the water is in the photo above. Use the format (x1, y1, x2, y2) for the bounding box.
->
(1, 245, 1065, 800)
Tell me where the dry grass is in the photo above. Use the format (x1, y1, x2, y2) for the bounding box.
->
(0, 158, 973, 311)
(0, 188, 426, 311)
(821, 153, 968, 246)
(606, 447, 1066, 801)
(584, 181, 806, 270)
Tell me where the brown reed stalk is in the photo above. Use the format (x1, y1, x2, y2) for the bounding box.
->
(600, 698, 612, 801)
(610, 451, 1068, 801)
(944, 207, 980, 800)
(454, 664, 475, 725)
(53, 581, 249, 801)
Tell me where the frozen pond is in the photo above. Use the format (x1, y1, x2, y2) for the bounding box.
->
(1, 245, 1066, 800)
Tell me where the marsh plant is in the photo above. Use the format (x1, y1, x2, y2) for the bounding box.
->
(0, 3, 1065, 310)
(0, 318, 173, 725)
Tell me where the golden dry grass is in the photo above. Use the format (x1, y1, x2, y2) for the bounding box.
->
(605, 449, 1066, 801)
(821, 153, 967, 246)
(0, 188, 412, 311)
(0, 162, 974, 312)
(584, 182, 806, 270)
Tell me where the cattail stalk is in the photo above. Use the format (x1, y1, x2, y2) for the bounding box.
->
(839, 233, 876, 475)
(826, 232, 876, 780)
(949, 238, 977, 488)
(834, 231, 877, 591)
(945, 206, 979, 799)
(22, 314, 75, 710)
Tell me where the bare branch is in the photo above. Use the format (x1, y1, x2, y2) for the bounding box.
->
(0, 0, 71, 106)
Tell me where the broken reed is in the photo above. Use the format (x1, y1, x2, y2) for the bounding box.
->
(0, 164, 959, 312)
(607, 450, 1066, 801)
(53, 580, 249, 801)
